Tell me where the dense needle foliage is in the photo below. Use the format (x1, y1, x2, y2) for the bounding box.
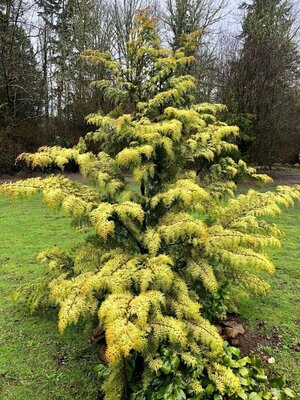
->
(1, 11, 299, 400)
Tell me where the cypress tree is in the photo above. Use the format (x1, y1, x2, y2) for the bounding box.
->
(1, 11, 299, 399)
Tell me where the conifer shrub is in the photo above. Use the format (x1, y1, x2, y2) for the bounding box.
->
(1, 11, 299, 400)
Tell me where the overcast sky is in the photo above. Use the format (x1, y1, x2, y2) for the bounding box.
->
(21, 0, 300, 52)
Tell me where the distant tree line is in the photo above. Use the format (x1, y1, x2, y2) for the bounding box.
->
(0, 0, 300, 172)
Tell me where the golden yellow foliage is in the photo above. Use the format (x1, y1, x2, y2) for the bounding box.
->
(1, 10, 300, 400)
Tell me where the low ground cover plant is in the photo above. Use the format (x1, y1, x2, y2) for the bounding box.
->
(1, 11, 298, 400)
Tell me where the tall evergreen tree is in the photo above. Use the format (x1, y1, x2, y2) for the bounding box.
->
(165, 0, 227, 50)
(164, 0, 229, 102)
(0, 0, 42, 171)
(220, 0, 300, 165)
(1, 12, 299, 399)
(37, 0, 112, 141)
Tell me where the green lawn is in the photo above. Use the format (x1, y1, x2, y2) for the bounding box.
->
(239, 201, 300, 393)
(0, 195, 99, 399)
(0, 192, 299, 398)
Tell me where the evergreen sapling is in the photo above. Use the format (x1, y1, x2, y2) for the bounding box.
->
(1, 11, 298, 400)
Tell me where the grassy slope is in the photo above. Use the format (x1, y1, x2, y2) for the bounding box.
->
(0, 192, 299, 398)
(0, 195, 99, 400)
(239, 201, 300, 392)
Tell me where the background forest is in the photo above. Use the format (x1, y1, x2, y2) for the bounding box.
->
(1, 0, 300, 173)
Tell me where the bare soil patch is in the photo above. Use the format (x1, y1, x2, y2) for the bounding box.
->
(221, 314, 282, 364)
(1, 168, 300, 186)
(257, 169, 300, 187)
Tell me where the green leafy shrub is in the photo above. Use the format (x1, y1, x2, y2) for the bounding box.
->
(1, 10, 299, 400)
(96, 344, 295, 400)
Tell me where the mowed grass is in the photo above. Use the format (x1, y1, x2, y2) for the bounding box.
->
(0, 190, 300, 398)
(0, 194, 99, 400)
(238, 199, 300, 393)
